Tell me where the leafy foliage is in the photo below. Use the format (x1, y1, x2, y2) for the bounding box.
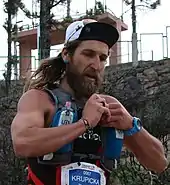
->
(124, 0, 161, 9)
(3, 0, 32, 94)
(3, 0, 36, 19)
(84, 1, 105, 18)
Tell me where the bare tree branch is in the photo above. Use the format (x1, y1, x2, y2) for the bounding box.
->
(49, 0, 67, 9)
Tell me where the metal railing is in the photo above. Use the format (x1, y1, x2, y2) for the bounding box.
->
(0, 56, 37, 80)
(2, 24, 170, 79)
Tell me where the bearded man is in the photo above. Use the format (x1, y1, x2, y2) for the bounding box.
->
(11, 19, 167, 185)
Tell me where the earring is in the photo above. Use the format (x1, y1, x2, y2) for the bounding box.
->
(64, 60, 69, 64)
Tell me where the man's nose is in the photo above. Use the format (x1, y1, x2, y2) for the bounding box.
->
(91, 56, 101, 70)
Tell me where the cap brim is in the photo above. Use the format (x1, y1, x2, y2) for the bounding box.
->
(78, 22, 119, 48)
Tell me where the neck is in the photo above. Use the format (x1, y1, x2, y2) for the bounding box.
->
(59, 77, 87, 103)
(60, 77, 75, 97)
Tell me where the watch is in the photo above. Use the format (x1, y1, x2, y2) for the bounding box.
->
(124, 117, 142, 136)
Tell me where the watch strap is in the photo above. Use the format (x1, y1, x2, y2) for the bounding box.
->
(124, 117, 142, 136)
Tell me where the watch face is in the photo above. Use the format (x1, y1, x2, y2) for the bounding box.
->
(136, 119, 142, 130)
(124, 117, 142, 136)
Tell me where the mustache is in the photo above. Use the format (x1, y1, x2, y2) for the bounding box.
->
(83, 69, 100, 80)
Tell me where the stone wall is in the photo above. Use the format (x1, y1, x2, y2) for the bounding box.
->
(0, 81, 25, 185)
(103, 59, 170, 124)
(103, 59, 170, 105)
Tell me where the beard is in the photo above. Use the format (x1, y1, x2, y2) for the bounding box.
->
(66, 63, 103, 99)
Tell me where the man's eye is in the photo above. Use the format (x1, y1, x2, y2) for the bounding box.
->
(100, 56, 107, 61)
(100, 54, 108, 62)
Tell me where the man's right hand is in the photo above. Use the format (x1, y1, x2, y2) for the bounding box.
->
(82, 94, 110, 128)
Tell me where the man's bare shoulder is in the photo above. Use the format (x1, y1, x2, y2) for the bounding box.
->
(17, 89, 53, 112)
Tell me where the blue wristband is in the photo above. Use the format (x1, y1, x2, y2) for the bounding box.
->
(124, 117, 142, 136)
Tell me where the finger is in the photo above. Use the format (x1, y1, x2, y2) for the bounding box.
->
(100, 112, 111, 123)
(101, 101, 105, 107)
(98, 105, 110, 115)
(91, 93, 101, 100)
(109, 103, 121, 109)
(99, 95, 118, 104)
(96, 98, 107, 105)
(104, 103, 109, 109)
(110, 108, 122, 116)
(99, 102, 109, 108)
(91, 94, 105, 103)
(108, 115, 121, 122)
(103, 107, 111, 116)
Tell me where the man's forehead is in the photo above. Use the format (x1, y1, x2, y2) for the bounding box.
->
(78, 40, 109, 54)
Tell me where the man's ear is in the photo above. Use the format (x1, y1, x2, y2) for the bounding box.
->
(61, 48, 70, 64)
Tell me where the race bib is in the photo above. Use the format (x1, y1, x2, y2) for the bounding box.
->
(61, 162, 106, 185)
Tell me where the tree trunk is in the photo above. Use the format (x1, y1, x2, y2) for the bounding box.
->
(6, 0, 13, 95)
(39, 0, 51, 60)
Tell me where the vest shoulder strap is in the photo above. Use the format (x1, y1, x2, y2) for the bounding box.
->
(44, 87, 79, 113)
(44, 88, 58, 109)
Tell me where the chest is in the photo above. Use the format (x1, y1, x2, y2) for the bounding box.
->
(50, 104, 102, 154)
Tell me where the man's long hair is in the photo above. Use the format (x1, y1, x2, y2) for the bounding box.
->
(23, 40, 81, 92)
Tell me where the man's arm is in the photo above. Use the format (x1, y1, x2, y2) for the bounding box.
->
(11, 89, 87, 157)
(99, 94, 168, 173)
(11, 90, 109, 158)
(124, 128, 168, 173)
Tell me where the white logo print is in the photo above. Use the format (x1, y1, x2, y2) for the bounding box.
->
(79, 130, 101, 141)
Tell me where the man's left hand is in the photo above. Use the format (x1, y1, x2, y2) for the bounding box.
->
(99, 95, 133, 130)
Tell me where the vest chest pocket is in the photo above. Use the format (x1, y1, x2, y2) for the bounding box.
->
(37, 101, 79, 166)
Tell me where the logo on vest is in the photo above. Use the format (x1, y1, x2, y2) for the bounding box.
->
(79, 130, 101, 141)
